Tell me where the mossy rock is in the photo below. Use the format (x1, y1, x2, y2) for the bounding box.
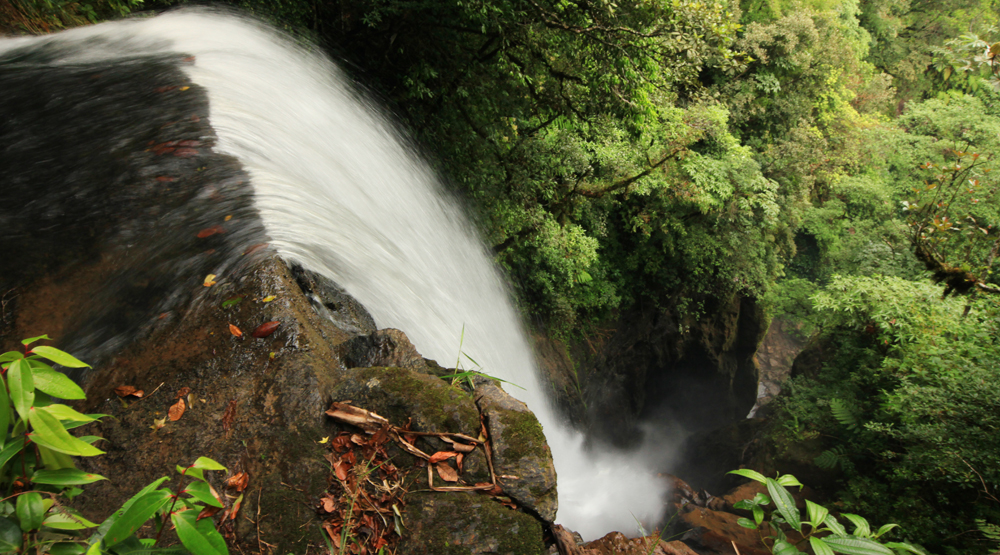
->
(474, 381, 557, 522)
(398, 492, 545, 555)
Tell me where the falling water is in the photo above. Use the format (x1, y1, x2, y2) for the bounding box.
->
(0, 10, 666, 537)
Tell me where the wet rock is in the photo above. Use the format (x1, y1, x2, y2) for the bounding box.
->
(748, 317, 809, 418)
(291, 264, 377, 336)
(475, 381, 558, 522)
(398, 491, 545, 555)
(581, 532, 699, 555)
(336, 328, 426, 369)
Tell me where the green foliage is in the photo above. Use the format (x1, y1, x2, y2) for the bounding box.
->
(1, 339, 230, 554)
(0, 0, 142, 34)
(729, 470, 923, 555)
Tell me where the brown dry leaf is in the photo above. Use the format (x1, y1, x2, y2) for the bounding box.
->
(350, 434, 366, 445)
(168, 398, 186, 421)
(334, 459, 351, 481)
(435, 463, 459, 483)
(321, 495, 336, 513)
(222, 400, 237, 433)
(198, 505, 222, 520)
(225, 471, 249, 492)
(228, 324, 242, 337)
(197, 225, 225, 238)
(175, 387, 192, 399)
(114, 385, 141, 398)
(150, 416, 167, 432)
(230, 493, 243, 521)
(251, 321, 280, 338)
(325, 402, 390, 433)
(428, 451, 459, 464)
(456, 453, 464, 472)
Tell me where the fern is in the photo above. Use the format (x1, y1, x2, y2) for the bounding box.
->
(815, 445, 848, 470)
(977, 519, 1000, 543)
(830, 398, 860, 430)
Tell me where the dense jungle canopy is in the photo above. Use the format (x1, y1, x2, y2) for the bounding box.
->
(3, 0, 1000, 552)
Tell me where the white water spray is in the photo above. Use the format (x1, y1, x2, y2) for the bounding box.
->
(1, 10, 666, 537)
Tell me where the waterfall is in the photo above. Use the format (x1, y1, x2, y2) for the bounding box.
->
(0, 10, 666, 538)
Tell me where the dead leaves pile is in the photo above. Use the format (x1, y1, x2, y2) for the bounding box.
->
(319, 402, 512, 554)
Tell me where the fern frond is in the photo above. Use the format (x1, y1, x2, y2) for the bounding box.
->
(830, 398, 859, 430)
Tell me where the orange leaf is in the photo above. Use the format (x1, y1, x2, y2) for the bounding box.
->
(334, 459, 350, 481)
(114, 385, 137, 397)
(175, 387, 192, 399)
(428, 451, 459, 464)
(251, 321, 280, 338)
(456, 453, 464, 472)
(168, 398, 186, 421)
(230, 493, 243, 521)
(197, 225, 225, 238)
(435, 463, 458, 482)
(203, 274, 217, 287)
(224, 472, 248, 493)
(198, 505, 222, 520)
(229, 324, 242, 337)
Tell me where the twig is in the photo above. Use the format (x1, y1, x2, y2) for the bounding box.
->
(732, 540, 742, 554)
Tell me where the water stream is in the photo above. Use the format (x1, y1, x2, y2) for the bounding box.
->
(0, 10, 666, 537)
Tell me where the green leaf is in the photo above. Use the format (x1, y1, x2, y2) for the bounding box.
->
(0, 373, 10, 451)
(0, 516, 22, 552)
(221, 296, 243, 308)
(28, 408, 104, 457)
(179, 465, 206, 482)
(884, 542, 925, 555)
(0, 351, 24, 363)
(777, 474, 804, 489)
(43, 509, 99, 530)
(102, 489, 173, 548)
(753, 505, 764, 525)
(172, 509, 228, 555)
(843, 514, 872, 537)
(183, 481, 223, 508)
(29, 362, 86, 400)
(728, 469, 766, 483)
(874, 523, 899, 538)
(773, 540, 802, 555)
(737, 517, 758, 529)
(752, 493, 771, 505)
(22, 335, 51, 346)
(733, 499, 754, 510)
(824, 514, 849, 537)
(811, 537, 836, 555)
(39, 404, 97, 423)
(49, 542, 87, 555)
(17, 491, 45, 531)
(766, 477, 801, 533)
(29, 346, 90, 368)
(823, 536, 895, 555)
(90, 477, 170, 547)
(33, 468, 107, 486)
(38, 444, 76, 470)
(190, 456, 227, 472)
(0, 438, 26, 472)
(807, 499, 829, 529)
(9, 359, 35, 421)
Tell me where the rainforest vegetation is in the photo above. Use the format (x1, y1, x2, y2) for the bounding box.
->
(2, 0, 1000, 552)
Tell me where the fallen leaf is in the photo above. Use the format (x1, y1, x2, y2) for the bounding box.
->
(203, 274, 217, 287)
(114, 385, 138, 397)
(155, 176, 175, 182)
(435, 463, 458, 482)
(251, 321, 280, 338)
(180, 86, 190, 91)
(176, 387, 192, 399)
(226, 471, 249, 492)
(228, 324, 243, 337)
(318, 436, 330, 444)
(198, 505, 222, 520)
(159, 312, 169, 319)
(325, 402, 390, 433)
(230, 493, 243, 520)
(428, 451, 459, 464)
(334, 459, 350, 481)
(222, 400, 237, 433)
(243, 243, 269, 255)
(268, 352, 276, 360)
(197, 225, 225, 238)
(224, 215, 233, 221)
(168, 398, 186, 421)
(456, 453, 464, 472)
(321, 495, 336, 512)
(150, 417, 167, 431)
(174, 148, 198, 157)
(262, 295, 276, 302)
(222, 296, 243, 308)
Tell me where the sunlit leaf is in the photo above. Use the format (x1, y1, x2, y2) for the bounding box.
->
(30, 346, 90, 368)
(28, 362, 86, 400)
(728, 469, 766, 483)
(28, 408, 104, 457)
(811, 537, 836, 555)
(807, 499, 829, 529)
(33, 468, 106, 486)
(737, 517, 757, 529)
(843, 514, 872, 537)
(43, 509, 99, 530)
(184, 481, 224, 508)
(766, 477, 801, 533)
(191, 456, 227, 472)
(22, 335, 51, 346)
(823, 536, 895, 555)
(8, 359, 34, 421)
(39, 404, 96, 423)
(101, 489, 173, 547)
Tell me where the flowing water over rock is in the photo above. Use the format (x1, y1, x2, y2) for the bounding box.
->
(0, 10, 666, 537)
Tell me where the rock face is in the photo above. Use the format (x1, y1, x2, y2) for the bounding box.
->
(542, 295, 767, 447)
(0, 51, 556, 555)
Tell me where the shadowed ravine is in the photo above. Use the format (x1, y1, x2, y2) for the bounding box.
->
(0, 10, 666, 538)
